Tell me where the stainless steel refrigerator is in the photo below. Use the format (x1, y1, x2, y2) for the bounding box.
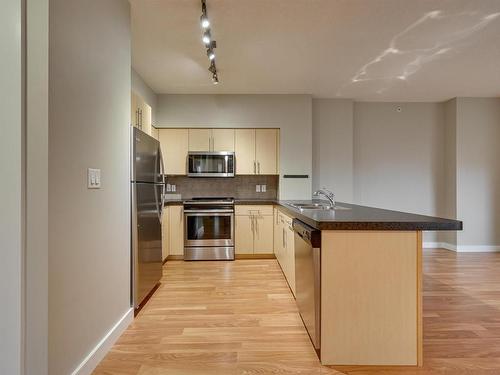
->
(131, 127, 164, 309)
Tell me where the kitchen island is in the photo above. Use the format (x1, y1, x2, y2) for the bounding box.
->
(278, 200, 462, 367)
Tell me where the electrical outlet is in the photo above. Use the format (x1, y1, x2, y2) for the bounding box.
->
(261, 184, 267, 192)
(256, 185, 261, 193)
(87, 168, 101, 189)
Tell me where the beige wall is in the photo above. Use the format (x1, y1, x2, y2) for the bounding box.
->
(441, 99, 458, 246)
(456, 98, 500, 248)
(132, 68, 157, 124)
(0, 1, 23, 374)
(26, 0, 49, 373)
(49, 1, 131, 374)
(312, 99, 354, 202)
(156, 94, 313, 199)
(353, 103, 446, 243)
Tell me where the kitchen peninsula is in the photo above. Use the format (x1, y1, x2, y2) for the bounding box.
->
(279, 200, 462, 367)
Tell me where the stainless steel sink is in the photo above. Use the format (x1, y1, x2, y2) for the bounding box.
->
(287, 203, 351, 211)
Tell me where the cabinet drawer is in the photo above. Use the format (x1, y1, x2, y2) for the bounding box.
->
(235, 205, 273, 216)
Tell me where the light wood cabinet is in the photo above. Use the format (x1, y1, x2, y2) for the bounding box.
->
(235, 129, 278, 175)
(235, 215, 254, 254)
(274, 209, 295, 296)
(255, 129, 278, 174)
(168, 205, 184, 256)
(188, 128, 235, 152)
(161, 207, 170, 261)
(212, 129, 234, 151)
(235, 129, 256, 174)
(159, 129, 188, 175)
(131, 91, 152, 136)
(235, 205, 274, 255)
(188, 129, 211, 151)
(254, 215, 274, 254)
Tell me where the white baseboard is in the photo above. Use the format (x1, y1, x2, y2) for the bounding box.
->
(71, 308, 133, 375)
(423, 242, 500, 252)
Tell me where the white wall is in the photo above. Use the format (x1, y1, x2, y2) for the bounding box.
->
(49, 1, 132, 374)
(456, 98, 500, 249)
(353, 102, 446, 242)
(156, 94, 313, 199)
(312, 99, 354, 202)
(0, 1, 23, 374)
(132, 67, 157, 124)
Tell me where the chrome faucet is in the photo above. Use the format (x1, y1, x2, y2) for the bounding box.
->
(313, 188, 336, 207)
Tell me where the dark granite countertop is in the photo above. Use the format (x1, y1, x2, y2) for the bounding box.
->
(163, 197, 462, 231)
(277, 200, 463, 231)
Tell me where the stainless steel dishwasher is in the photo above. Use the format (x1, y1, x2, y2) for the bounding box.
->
(293, 219, 321, 355)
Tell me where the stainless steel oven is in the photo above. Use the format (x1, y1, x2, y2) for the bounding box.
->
(183, 198, 235, 260)
(187, 151, 235, 177)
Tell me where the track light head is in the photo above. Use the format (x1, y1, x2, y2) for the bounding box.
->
(200, 14, 210, 29)
(212, 74, 219, 85)
(202, 31, 211, 45)
(207, 49, 215, 60)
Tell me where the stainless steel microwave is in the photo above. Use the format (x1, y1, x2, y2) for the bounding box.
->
(187, 151, 235, 177)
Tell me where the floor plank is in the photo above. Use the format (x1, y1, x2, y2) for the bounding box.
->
(93, 249, 500, 375)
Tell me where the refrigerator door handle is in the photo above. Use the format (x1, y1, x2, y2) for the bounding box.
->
(158, 146, 166, 223)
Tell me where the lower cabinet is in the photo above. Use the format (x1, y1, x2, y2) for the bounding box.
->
(168, 205, 184, 256)
(161, 207, 170, 261)
(274, 209, 296, 296)
(235, 205, 274, 255)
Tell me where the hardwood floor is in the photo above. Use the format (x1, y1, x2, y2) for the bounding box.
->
(93, 249, 500, 375)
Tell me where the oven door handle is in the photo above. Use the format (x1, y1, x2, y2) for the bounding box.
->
(184, 209, 235, 214)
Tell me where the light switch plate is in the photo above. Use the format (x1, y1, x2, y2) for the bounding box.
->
(261, 184, 267, 192)
(256, 185, 261, 192)
(87, 168, 101, 189)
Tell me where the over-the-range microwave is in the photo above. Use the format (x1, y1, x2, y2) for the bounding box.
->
(187, 151, 235, 177)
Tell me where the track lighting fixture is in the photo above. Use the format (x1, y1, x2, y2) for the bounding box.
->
(200, 0, 220, 84)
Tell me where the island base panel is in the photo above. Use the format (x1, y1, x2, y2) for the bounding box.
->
(320, 230, 422, 366)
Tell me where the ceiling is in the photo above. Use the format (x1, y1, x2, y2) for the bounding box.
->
(131, 0, 500, 101)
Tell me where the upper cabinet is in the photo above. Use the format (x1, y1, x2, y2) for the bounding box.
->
(212, 129, 235, 151)
(256, 129, 278, 175)
(234, 129, 256, 174)
(159, 129, 188, 175)
(158, 128, 278, 175)
(235, 129, 278, 175)
(131, 92, 152, 136)
(188, 128, 235, 152)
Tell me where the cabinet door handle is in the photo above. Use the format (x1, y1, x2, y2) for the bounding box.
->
(282, 227, 285, 248)
(258, 161, 260, 174)
(253, 161, 256, 174)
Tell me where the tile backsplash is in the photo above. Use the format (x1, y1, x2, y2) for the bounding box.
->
(165, 175, 279, 200)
